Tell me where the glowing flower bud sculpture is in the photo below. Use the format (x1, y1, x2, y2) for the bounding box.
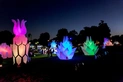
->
(50, 40, 57, 54)
(0, 43, 12, 59)
(56, 36, 76, 60)
(50, 40, 57, 48)
(11, 19, 30, 66)
(103, 38, 113, 49)
(81, 36, 98, 56)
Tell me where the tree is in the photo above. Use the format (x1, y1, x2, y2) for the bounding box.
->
(83, 27, 91, 36)
(56, 28, 68, 42)
(28, 33, 32, 42)
(78, 29, 86, 43)
(43, 32, 50, 41)
(90, 26, 99, 41)
(78, 27, 92, 43)
(68, 30, 78, 45)
(31, 39, 39, 45)
(69, 30, 78, 36)
(83, 26, 99, 40)
(39, 32, 50, 46)
(78, 20, 111, 45)
(111, 35, 120, 42)
(98, 20, 111, 44)
(120, 35, 123, 44)
(0, 30, 14, 45)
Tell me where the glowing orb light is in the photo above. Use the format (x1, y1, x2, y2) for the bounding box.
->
(11, 19, 30, 66)
(56, 36, 76, 60)
(81, 36, 98, 56)
(0, 43, 12, 59)
(50, 40, 57, 54)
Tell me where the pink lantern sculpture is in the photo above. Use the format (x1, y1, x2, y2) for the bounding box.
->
(11, 19, 30, 66)
(103, 38, 113, 49)
(0, 43, 12, 59)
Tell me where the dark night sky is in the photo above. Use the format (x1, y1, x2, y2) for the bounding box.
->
(0, 0, 123, 39)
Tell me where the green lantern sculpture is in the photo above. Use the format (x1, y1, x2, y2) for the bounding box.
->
(81, 36, 98, 56)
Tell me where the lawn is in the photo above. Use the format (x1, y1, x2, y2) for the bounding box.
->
(0, 53, 122, 82)
(32, 53, 56, 59)
(2, 53, 57, 67)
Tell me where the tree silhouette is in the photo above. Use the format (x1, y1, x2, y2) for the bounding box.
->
(120, 35, 123, 44)
(98, 20, 111, 44)
(28, 33, 32, 42)
(99, 20, 104, 25)
(78, 20, 111, 45)
(78, 29, 86, 43)
(31, 39, 38, 45)
(68, 30, 78, 46)
(83, 27, 91, 36)
(39, 32, 50, 46)
(111, 35, 120, 42)
(69, 30, 78, 35)
(56, 28, 68, 42)
(90, 26, 99, 41)
(0, 30, 14, 45)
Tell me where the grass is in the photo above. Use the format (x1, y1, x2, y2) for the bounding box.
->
(2, 53, 57, 66)
(3, 58, 12, 65)
(32, 53, 56, 59)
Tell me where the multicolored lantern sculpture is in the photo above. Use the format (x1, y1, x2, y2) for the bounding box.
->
(56, 36, 76, 60)
(11, 19, 30, 66)
(81, 36, 98, 56)
(50, 40, 57, 54)
(103, 38, 113, 49)
(0, 43, 12, 59)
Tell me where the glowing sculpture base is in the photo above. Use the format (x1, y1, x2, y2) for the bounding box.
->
(11, 43, 29, 65)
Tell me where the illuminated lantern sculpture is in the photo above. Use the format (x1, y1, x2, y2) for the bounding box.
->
(11, 19, 30, 66)
(50, 40, 57, 48)
(81, 36, 98, 56)
(56, 36, 76, 60)
(50, 40, 57, 54)
(0, 43, 12, 59)
(103, 38, 113, 49)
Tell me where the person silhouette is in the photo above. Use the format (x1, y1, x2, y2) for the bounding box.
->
(50, 48, 54, 57)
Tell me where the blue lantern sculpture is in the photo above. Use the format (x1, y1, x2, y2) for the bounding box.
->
(56, 36, 76, 60)
(50, 40, 57, 54)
